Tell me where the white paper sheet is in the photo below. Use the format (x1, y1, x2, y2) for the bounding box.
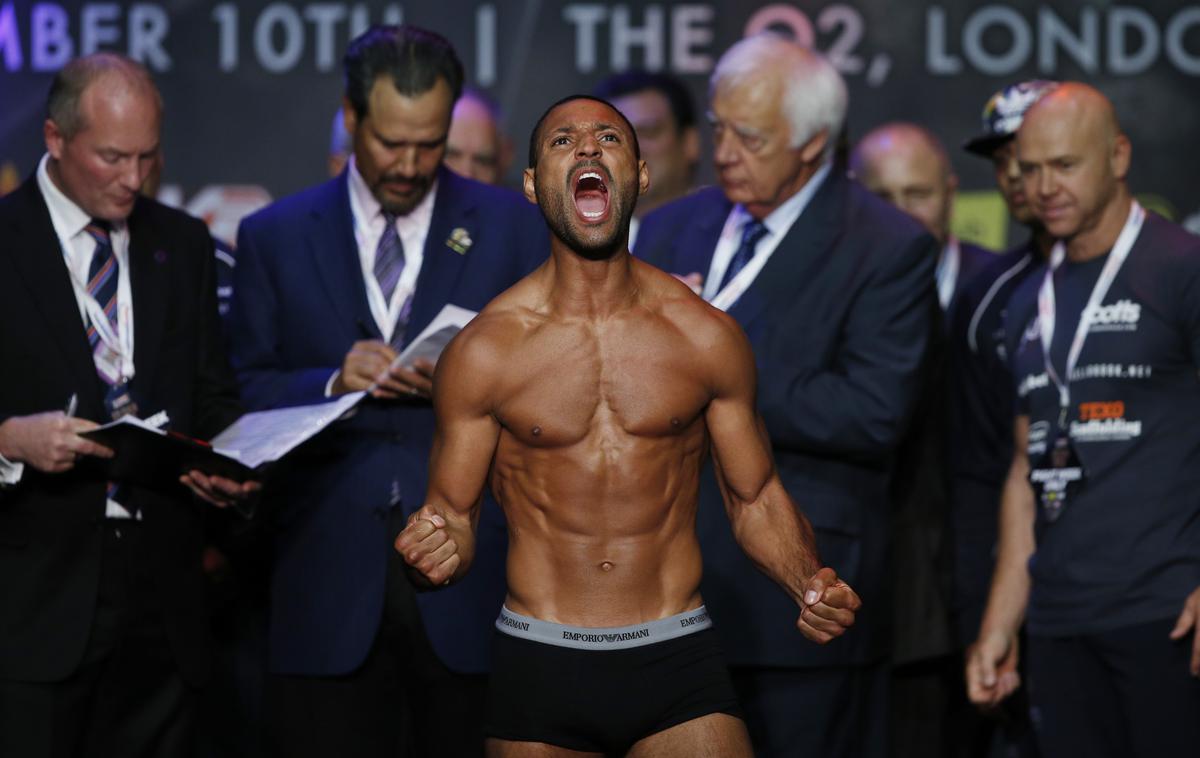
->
(392, 304, 477, 369)
(210, 391, 367, 469)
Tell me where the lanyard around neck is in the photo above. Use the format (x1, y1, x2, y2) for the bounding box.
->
(1036, 200, 1144, 425)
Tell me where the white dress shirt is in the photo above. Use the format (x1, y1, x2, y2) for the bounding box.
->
(347, 156, 435, 343)
(702, 161, 833, 309)
(324, 157, 438, 396)
(935, 236, 962, 311)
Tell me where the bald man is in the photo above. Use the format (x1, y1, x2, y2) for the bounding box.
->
(851, 123, 992, 312)
(967, 83, 1200, 757)
(444, 87, 511, 184)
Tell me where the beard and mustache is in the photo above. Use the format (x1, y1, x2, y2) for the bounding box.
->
(535, 160, 638, 261)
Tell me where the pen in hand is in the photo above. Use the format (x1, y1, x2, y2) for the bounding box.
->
(64, 393, 78, 418)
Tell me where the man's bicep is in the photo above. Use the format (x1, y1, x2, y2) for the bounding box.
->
(426, 407, 500, 519)
(426, 334, 502, 517)
(705, 322, 773, 507)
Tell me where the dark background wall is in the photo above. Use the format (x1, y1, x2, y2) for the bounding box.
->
(2, 0, 1198, 249)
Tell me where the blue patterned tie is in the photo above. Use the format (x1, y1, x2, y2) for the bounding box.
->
(84, 219, 120, 384)
(374, 212, 405, 304)
(718, 218, 769, 292)
(84, 220, 130, 511)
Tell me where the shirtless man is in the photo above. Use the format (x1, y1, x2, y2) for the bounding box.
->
(395, 95, 861, 757)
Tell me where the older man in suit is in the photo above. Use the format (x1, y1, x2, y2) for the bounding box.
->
(229, 25, 546, 758)
(0, 53, 252, 756)
(636, 34, 937, 758)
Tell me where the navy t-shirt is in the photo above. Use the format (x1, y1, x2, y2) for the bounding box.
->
(947, 239, 1042, 489)
(1005, 212, 1200, 635)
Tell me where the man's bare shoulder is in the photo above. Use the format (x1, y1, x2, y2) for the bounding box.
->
(634, 258, 749, 358)
(443, 272, 546, 375)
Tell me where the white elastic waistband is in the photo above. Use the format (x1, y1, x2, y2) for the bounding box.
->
(495, 605, 712, 650)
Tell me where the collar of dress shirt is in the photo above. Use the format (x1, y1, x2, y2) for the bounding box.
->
(36, 152, 128, 244)
(751, 158, 834, 238)
(346, 155, 438, 240)
(704, 160, 833, 302)
(936, 235, 961, 310)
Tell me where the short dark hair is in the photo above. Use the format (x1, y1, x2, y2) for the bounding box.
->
(46, 53, 161, 139)
(591, 70, 696, 133)
(343, 25, 463, 120)
(527, 94, 641, 168)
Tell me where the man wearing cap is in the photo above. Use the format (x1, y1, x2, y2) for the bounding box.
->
(946, 81, 1057, 649)
(967, 82, 1200, 757)
(943, 79, 1057, 757)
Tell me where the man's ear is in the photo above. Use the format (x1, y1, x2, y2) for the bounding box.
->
(798, 128, 829, 164)
(638, 159, 650, 196)
(682, 126, 700, 165)
(1111, 134, 1131, 181)
(523, 168, 538, 205)
(342, 97, 358, 139)
(44, 119, 65, 160)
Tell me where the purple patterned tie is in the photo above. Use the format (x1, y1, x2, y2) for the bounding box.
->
(374, 212, 405, 304)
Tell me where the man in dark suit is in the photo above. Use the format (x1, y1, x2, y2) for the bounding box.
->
(0, 53, 253, 756)
(850, 120, 997, 758)
(636, 35, 937, 758)
(229, 25, 546, 757)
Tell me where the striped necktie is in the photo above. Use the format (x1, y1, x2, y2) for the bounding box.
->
(374, 212, 405, 304)
(84, 219, 120, 385)
(718, 218, 769, 292)
(84, 219, 133, 514)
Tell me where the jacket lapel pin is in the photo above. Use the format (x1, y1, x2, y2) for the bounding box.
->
(446, 227, 472, 255)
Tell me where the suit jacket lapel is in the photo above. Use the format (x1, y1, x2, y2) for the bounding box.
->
(6, 180, 106, 412)
(308, 173, 380, 339)
(729, 173, 847, 328)
(403, 168, 475, 346)
(673, 190, 728, 277)
(127, 199, 169, 394)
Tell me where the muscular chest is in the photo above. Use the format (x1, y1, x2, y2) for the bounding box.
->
(495, 319, 710, 447)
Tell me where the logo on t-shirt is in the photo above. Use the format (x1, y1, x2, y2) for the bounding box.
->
(1070, 400, 1142, 441)
(1018, 371, 1050, 398)
(1085, 299, 1141, 333)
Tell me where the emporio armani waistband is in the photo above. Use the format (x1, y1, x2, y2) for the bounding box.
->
(495, 605, 713, 650)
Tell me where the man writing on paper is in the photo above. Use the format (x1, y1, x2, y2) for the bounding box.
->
(966, 83, 1200, 757)
(0, 53, 254, 756)
(229, 25, 546, 757)
(396, 95, 860, 757)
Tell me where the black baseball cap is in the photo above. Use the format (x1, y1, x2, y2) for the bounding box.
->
(963, 80, 1059, 157)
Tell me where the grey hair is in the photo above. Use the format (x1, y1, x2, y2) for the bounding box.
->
(46, 53, 161, 139)
(710, 33, 847, 155)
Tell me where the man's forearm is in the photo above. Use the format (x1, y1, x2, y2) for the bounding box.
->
(978, 463, 1036, 639)
(729, 479, 822, 604)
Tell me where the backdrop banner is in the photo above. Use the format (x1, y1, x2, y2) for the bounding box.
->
(2, 0, 1198, 248)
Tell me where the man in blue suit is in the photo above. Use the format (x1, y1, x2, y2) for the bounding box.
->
(636, 35, 937, 758)
(229, 26, 546, 758)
